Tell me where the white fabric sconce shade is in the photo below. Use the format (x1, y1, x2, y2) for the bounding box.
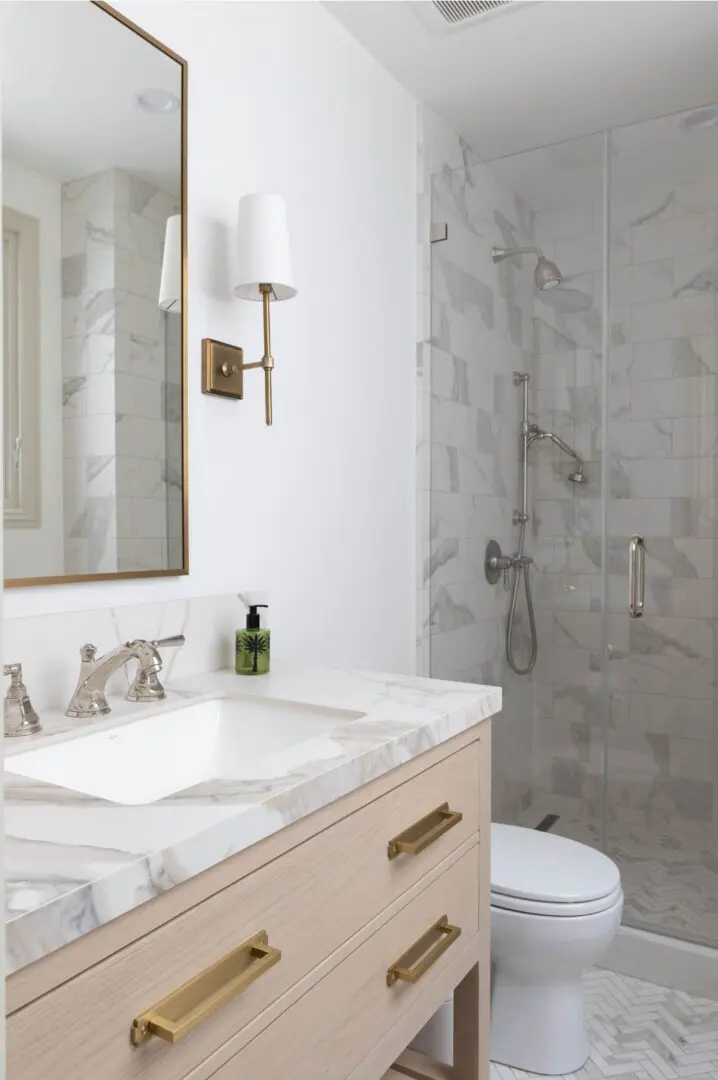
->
(159, 214, 182, 312)
(202, 193, 296, 426)
(234, 194, 296, 301)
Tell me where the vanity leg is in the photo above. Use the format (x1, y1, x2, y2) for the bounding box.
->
(453, 723, 492, 1080)
(452, 962, 480, 1080)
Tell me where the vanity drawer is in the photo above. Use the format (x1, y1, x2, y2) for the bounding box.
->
(205, 844, 480, 1080)
(7, 740, 481, 1080)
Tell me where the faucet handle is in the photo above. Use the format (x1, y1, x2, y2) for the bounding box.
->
(125, 634, 184, 703)
(4, 663, 42, 737)
(152, 634, 185, 649)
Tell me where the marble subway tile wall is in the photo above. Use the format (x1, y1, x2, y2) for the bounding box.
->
(415, 104, 479, 679)
(419, 106, 537, 821)
(115, 173, 179, 573)
(529, 162, 718, 837)
(62, 168, 120, 575)
(61, 169, 179, 574)
(165, 310, 184, 570)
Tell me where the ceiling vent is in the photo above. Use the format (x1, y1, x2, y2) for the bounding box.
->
(435, 0, 514, 23)
(409, 0, 535, 35)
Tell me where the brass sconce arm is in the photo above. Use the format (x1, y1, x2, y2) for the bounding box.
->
(201, 285, 276, 425)
(238, 284, 274, 425)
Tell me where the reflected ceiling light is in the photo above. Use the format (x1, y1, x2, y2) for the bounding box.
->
(136, 88, 180, 114)
(680, 106, 718, 131)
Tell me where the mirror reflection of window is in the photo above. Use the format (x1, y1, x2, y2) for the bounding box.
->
(2, 225, 20, 510)
(2, 205, 41, 532)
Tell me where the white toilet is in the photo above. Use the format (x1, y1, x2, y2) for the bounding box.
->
(491, 824, 623, 1076)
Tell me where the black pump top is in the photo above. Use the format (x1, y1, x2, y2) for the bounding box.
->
(246, 604, 268, 630)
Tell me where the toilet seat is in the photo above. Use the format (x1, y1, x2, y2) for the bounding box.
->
(491, 880, 623, 917)
(491, 823, 621, 916)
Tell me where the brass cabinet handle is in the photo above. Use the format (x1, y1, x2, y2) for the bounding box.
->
(386, 916, 461, 987)
(387, 802, 463, 860)
(131, 931, 281, 1047)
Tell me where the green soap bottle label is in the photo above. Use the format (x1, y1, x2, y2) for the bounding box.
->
(235, 629, 270, 675)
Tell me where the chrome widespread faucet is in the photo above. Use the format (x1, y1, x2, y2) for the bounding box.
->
(65, 635, 185, 719)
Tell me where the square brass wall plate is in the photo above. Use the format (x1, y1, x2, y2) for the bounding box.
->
(202, 338, 244, 399)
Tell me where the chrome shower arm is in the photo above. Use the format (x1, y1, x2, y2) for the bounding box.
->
(492, 246, 543, 263)
(528, 429, 583, 464)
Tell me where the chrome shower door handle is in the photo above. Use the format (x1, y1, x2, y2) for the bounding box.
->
(628, 534, 645, 619)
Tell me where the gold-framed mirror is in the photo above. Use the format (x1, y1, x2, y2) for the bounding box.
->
(1, 1, 188, 587)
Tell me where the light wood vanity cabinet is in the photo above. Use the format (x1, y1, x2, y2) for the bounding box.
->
(203, 851, 479, 1080)
(6, 724, 491, 1080)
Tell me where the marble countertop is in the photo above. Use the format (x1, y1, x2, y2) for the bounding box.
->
(4, 666, 501, 975)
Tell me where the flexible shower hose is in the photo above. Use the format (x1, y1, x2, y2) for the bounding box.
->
(506, 523, 538, 676)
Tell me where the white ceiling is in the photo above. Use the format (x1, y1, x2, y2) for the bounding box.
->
(325, 1, 718, 163)
(0, 2, 182, 192)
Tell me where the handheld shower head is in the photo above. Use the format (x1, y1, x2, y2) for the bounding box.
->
(492, 246, 562, 291)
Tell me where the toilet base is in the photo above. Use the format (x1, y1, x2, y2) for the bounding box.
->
(491, 975, 590, 1075)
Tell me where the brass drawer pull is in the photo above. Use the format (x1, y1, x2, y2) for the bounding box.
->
(131, 931, 281, 1047)
(387, 802, 463, 860)
(387, 916, 461, 986)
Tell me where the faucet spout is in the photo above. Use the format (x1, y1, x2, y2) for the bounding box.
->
(65, 641, 161, 719)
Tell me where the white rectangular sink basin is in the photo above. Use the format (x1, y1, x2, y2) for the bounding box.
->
(5, 695, 363, 805)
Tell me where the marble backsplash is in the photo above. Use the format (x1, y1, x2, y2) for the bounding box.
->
(3, 592, 250, 714)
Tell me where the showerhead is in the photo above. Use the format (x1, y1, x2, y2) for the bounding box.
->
(534, 255, 562, 291)
(528, 427, 587, 483)
(492, 246, 563, 291)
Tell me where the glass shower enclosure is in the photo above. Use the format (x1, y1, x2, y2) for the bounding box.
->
(428, 107, 718, 949)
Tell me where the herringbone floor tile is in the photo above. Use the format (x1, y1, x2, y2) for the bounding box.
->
(491, 969, 718, 1080)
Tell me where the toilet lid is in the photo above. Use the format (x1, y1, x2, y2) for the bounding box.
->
(491, 880, 623, 917)
(491, 824, 620, 904)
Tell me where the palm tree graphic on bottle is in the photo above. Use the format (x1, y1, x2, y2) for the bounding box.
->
(242, 632, 269, 673)
(236, 604, 270, 675)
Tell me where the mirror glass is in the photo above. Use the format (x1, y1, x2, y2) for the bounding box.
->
(0, 1, 186, 585)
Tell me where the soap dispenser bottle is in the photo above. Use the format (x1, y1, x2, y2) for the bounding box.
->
(236, 604, 270, 675)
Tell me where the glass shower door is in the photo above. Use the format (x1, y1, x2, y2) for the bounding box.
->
(605, 110, 718, 947)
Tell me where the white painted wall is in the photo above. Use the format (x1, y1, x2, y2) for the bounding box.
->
(3, 158, 64, 579)
(0, 72, 7, 1062)
(4, 1, 417, 676)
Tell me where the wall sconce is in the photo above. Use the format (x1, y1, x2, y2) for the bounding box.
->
(159, 214, 182, 312)
(202, 193, 296, 425)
